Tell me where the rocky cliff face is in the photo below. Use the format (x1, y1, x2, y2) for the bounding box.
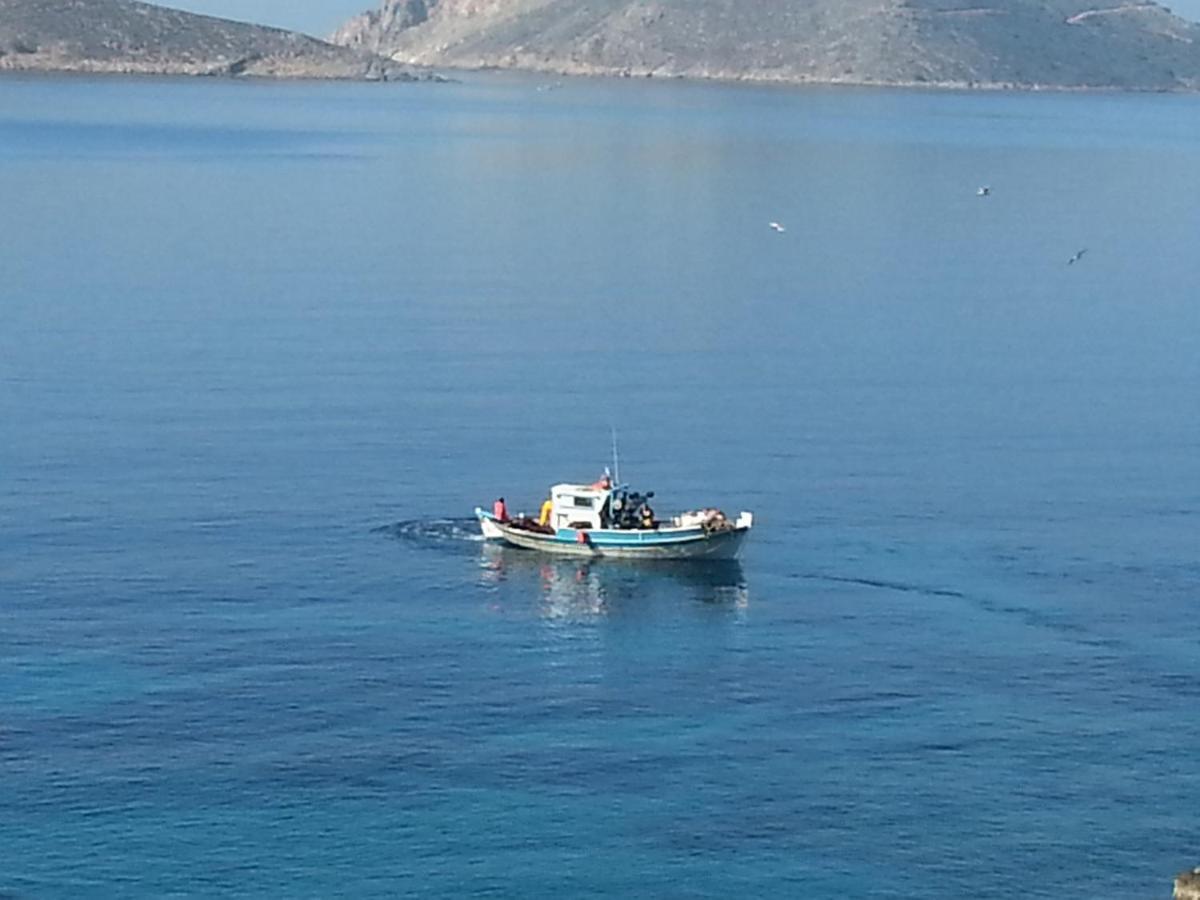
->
(0, 0, 414, 79)
(332, 0, 1200, 90)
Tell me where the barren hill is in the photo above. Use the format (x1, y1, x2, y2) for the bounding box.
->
(332, 0, 1200, 89)
(0, 0, 412, 79)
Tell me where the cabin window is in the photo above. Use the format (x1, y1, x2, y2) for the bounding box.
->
(572, 496, 593, 508)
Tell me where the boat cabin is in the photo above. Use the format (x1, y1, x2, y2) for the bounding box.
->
(546, 481, 658, 531)
(548, 483, 612, 531)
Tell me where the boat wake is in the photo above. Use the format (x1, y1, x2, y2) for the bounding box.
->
(798, 572, 964, 599)
(373, 517, 484, 548)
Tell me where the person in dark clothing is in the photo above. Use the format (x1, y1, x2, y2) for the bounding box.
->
(640, 504, 655, 530)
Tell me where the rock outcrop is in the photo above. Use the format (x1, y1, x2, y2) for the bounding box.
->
(332, 0, 1200, 90)
(0, 0, 420, 80)
(1177, 867, 1200, 900)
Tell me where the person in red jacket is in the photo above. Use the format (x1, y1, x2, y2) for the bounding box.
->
(492, 497, 508, 522)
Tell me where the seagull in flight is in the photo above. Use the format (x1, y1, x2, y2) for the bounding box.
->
(977, 186, 990, 196)
(1067, 248, 1088, 265)
(768, 221, 786, 233)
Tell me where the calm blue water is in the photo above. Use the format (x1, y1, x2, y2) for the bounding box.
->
(2, 73, 1199, 898)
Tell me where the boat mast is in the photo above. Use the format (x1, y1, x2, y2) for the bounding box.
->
(611, 425, 621, 486)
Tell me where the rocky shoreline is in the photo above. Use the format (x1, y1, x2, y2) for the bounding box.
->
(0, 53, 445, 82)
(0, 0, 435, 82)
(332, 0, 1200, 92)
(368, 54, 1190, 94)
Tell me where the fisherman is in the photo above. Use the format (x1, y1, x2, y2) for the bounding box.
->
(493, 497, 508, 523)
(538, 495, 554, 527)
(640, 503, 655, 530)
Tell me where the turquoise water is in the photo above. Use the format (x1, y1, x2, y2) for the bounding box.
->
(2, 73, 1199, 897)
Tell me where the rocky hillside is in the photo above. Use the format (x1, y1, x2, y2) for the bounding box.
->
(0, 0, 415, 79)
(332, 0, 1200, 89)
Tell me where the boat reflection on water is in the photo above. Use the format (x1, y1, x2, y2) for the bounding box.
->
(479, 544, 749, 618)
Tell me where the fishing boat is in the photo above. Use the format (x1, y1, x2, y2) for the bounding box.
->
(475, 476, 753, 560)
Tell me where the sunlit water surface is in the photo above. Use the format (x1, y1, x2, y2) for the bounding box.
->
(2, 73, 1199, 897)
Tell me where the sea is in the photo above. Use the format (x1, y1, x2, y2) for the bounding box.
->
(1, 72, 1198, 898)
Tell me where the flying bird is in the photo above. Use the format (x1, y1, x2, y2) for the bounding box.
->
(977, 186, 990, 196)
(768, 221, 786, 233)
(1067, 248, 1088, 265)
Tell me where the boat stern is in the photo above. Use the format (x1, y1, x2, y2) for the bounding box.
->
(475, 507, 506, 540)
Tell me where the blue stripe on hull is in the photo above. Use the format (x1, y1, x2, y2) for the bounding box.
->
(554, 527, 707, 547)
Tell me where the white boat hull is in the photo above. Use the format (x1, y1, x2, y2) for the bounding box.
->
(476, 509, 750, 560)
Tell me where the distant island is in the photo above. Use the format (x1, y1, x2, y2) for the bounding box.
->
(0, 0, 427, 80)
(332, 0, 1200, 91)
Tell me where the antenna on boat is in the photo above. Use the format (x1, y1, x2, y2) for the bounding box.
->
(610, 425, 621, 486)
